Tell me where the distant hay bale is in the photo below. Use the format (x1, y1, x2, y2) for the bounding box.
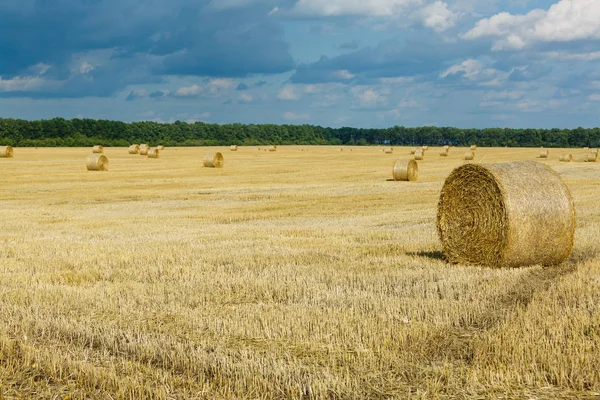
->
(470, 145, 477, 150)
(268, 145, 277, 152)
(443, 145, 450, 151)
(139, 145, 149, 156)
(414, 149, 424, 160)
(586, 152, 598, 162)
(559, 154, 572, 162)
(464, 151, 475, 160)
(384, 147, 393, 154)
(147, 148, 159, 158)
(410, 147, 417, 154)
(440, 148, 449, 156)
(392, 159, 418, 182)
(422, 145, 429, 150)
(86, 154, 109, 171)
(203, 152, 224, 168)
(128, 144, 140, 154)
(230, 145, 238, 151)
(0, 146, 14, 158)
(92, 145, 104, 153)
(157, 145, 165, 150)
(437, 161, 575, 268)
(539, 149, 549, 158)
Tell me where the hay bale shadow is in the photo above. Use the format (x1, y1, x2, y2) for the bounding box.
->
(407, 250, 445, 261)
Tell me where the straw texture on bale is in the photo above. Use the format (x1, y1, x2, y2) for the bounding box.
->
(157, 145, 165, 150)
(230, 145, 238, 151)
(147, 148, 159, 158)
(0, 146, 14, 158)
(268, 145, 277, 152)
(464, 151, 475, 160)
(139, 145, 149, 156)
(440, 149, 449, 157)
(470, 145, 477, 150)
(384, 147, 393, 154)
(203, 152, 224, 168)
(586, 152, 598, 162)
(437, 161, 575, 268)
(86, 154, 109, 171)
(128, 144, 140, 154)
(392, 159, 418, 182)
(92, 145, 104, 153)
(559, 154, 572, 162)
(539, 149, 549, 158)
(414, 149, 424, 160)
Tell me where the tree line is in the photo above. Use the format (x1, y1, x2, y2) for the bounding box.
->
(1, 117, 599, 148)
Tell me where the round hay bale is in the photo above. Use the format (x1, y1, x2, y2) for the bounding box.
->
(539, 149, 549, 158)
(392, 159, 418, 182)
(464, 151, 475, 161)
(92, 145, 104, 153)
(86, 154, 109, 171)
(268, 145, 277, 152)
(147, 148, 159, 158)
(422, 145, 429, 150)
(558, 154, 572, 162)
(0, 146, 14, 158)
(470, 145, 477, 150)
(440, 149, 449, 157)
(586, 152, 598, 162)
(410, 147, 417, 154)
(128, 144, 140, 154)
(204, 152, 224, 168)
(414, 149, 424, 160)
(230, 145, 238, 151)
(157, 145, 165, 150)
(437, 161, 575, 268)
(443, 145, 450, 151)
(139, 145, 149, 156)
(384, 147, 393, 154)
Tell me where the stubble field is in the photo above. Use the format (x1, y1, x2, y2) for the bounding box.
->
(0, 146, 599, 399)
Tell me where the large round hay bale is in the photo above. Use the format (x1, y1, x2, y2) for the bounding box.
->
(92, 145, 103, 153)
(384, 147, 393, 154)
(204, 152, 224, 168)
(437, 161, 575, 268)
(86, 154, 109, 171)
(392, 159, 418, 182)
(414, 149, 424, 160)
(558, 154, 572, 162)
(230, 145, 238, 151)
(268, 145, 277, 152)
(586, 152, 598, 162)
(470, 145, 477, 150)
(147, 148, 159, 158)
(139, 145, 149, 156)
(157, 145, 165, 150)
(0, 146, 14, 158)
(539, 149, 549, 158)
(128, 144, 140, 154)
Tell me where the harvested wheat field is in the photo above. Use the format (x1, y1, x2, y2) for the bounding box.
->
(0, 146, 599, 399)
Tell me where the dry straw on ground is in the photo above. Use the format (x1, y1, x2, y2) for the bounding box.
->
(92, 145, 104, 153)
(0, 145, 14, 158)
(470, 145, 478, 150)
(437, 161, 575, 268)
(559, 154, 572, 162)
(86, 154, 109, 171)
(157, 145, 165, 150)
(414, 149, 424, 160)
(268, 145, 277, 152)
(539, 150, 549, 158)
(384, 147, 393, 154)
(147, 148, 159, 158)
(230, 145, 238, 151)
(203, 152, 224, 168)
(128, 145, 140, 154)
(392, 159, 418, 181)
(464, 151, 475, 160)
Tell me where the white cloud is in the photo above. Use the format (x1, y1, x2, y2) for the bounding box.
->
(418, 1, 459, 32)
(174, 84, 202, 97)
(206, 78, 235, 93)
(278, 85, 299, 100)
(351, 87, 388, 108)
(440, 59, 506, 86)
(292, 0, 418, 17)
(79, 62, 94, 74)
(238, 92, 254, 103)
(483, 90, 524, 101)
(544, 51, 600, 61)
(378, 76, 414, 84)
(332, 69, 355, 80)
(397, 99, 419, 108)
(0, 76, 47, 92)
(283, 111, 310, 120)
(588, 94, 600, 102)
(268, 6, 279, 15)
(463, 0, 600, 50)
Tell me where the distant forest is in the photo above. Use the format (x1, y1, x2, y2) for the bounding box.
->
(1, 117, 600, 148)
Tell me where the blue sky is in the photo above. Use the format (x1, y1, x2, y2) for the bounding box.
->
(1, 0, 599, 128)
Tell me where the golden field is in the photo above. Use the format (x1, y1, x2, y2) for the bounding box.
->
(0, 146, 599, 399)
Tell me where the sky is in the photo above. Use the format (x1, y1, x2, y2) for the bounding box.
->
(1, 0, 599, 129)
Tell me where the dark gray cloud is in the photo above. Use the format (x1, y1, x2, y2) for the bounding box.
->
(236, 83, 249, 91)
